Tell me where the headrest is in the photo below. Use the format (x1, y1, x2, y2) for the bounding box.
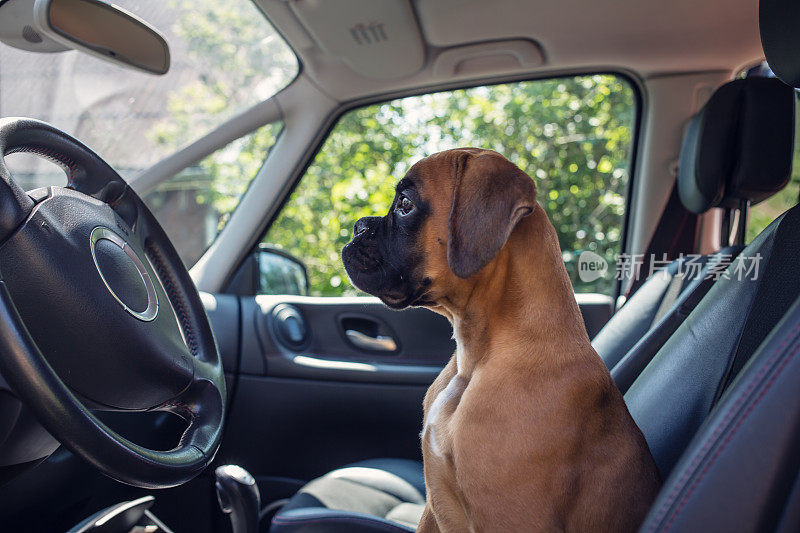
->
(760, 0, 800, 89)
(678, 77, 795, 214)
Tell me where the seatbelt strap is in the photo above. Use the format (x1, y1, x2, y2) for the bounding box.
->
(625, 185, 698, 300)
(651, 272, 686, 327)
(651, 245, 745, 327)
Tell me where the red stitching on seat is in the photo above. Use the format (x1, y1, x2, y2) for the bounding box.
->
(646, 318, 800, 529)
(651, 319, 800, 531)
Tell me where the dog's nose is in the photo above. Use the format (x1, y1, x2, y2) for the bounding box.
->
(354, 218, 369, 236)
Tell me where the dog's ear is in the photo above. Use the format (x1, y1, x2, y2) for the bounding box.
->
(447, 152, 537, 278)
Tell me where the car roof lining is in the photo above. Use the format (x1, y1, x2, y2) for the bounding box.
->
(256, 0, 763, 102)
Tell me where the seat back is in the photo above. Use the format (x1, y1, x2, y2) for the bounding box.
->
(594, 247, 742, 372)
(625, 204, 800, 476)
(640, 295, 800, 532)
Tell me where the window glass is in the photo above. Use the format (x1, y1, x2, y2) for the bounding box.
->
(263, 75, 636, 296)
(143, 122, 282, 267)
(0, 0, 297, 188)
(746, 93, 800, 242)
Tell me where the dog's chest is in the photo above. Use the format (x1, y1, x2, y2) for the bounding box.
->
(422, 373, 467, 458)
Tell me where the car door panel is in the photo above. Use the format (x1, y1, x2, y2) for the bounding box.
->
(209, 292, 613, 385)
(233, 294, 613, 383)
(248, 295, 455, 384)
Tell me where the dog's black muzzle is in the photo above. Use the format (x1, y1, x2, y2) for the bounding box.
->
(342, 216, 416, 308)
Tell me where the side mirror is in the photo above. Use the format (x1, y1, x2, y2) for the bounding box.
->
(256, 246, 309, 296)
(33, 0, 170, 74)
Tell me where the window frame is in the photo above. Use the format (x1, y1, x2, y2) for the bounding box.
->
(247, 71, 643, 300)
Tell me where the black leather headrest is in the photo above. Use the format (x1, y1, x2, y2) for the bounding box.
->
(760, 0, 800, 89)
(678, 77, 795, 214)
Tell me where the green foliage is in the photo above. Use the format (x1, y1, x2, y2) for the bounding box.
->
(263, 76, 635, 296)
(149, 0, 296, 148)
(196, 124, 282, 229)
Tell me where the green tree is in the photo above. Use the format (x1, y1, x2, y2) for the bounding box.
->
(150, 0, 296, 148)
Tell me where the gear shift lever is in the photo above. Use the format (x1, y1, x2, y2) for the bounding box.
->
(215, 465, 261, 533)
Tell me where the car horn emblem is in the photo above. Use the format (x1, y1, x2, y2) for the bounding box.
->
(90, 226, 159, 322)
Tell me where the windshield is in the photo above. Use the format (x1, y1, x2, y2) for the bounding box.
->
(0, 0, 297, 189)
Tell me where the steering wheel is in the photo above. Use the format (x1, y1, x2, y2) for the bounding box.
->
(0, 118, 225, 489)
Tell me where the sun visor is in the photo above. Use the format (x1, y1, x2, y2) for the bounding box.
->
(289, 0, 425, 80)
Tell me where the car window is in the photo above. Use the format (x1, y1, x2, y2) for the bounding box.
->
(0, 0, 297, 186)
(746, 92, 800, 242)
(142, 122, 282, 267)
(1, 0, 296, 268)
(263, 75, 636, 297)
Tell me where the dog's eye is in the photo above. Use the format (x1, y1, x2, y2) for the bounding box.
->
(396, 195, 415, 216)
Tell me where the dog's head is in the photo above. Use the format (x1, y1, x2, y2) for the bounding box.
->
(341, 148, 537, 310)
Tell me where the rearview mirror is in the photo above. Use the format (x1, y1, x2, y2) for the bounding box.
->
(257, 247, 309, 296)
(34, 0, 170, 74)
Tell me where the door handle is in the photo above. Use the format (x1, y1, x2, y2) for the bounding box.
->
(345, 329, 397, 352)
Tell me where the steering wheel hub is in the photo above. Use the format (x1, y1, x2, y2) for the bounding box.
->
(90, 226, 159, 322)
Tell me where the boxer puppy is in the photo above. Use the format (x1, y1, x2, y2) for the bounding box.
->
(342, 148, 661, 532)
